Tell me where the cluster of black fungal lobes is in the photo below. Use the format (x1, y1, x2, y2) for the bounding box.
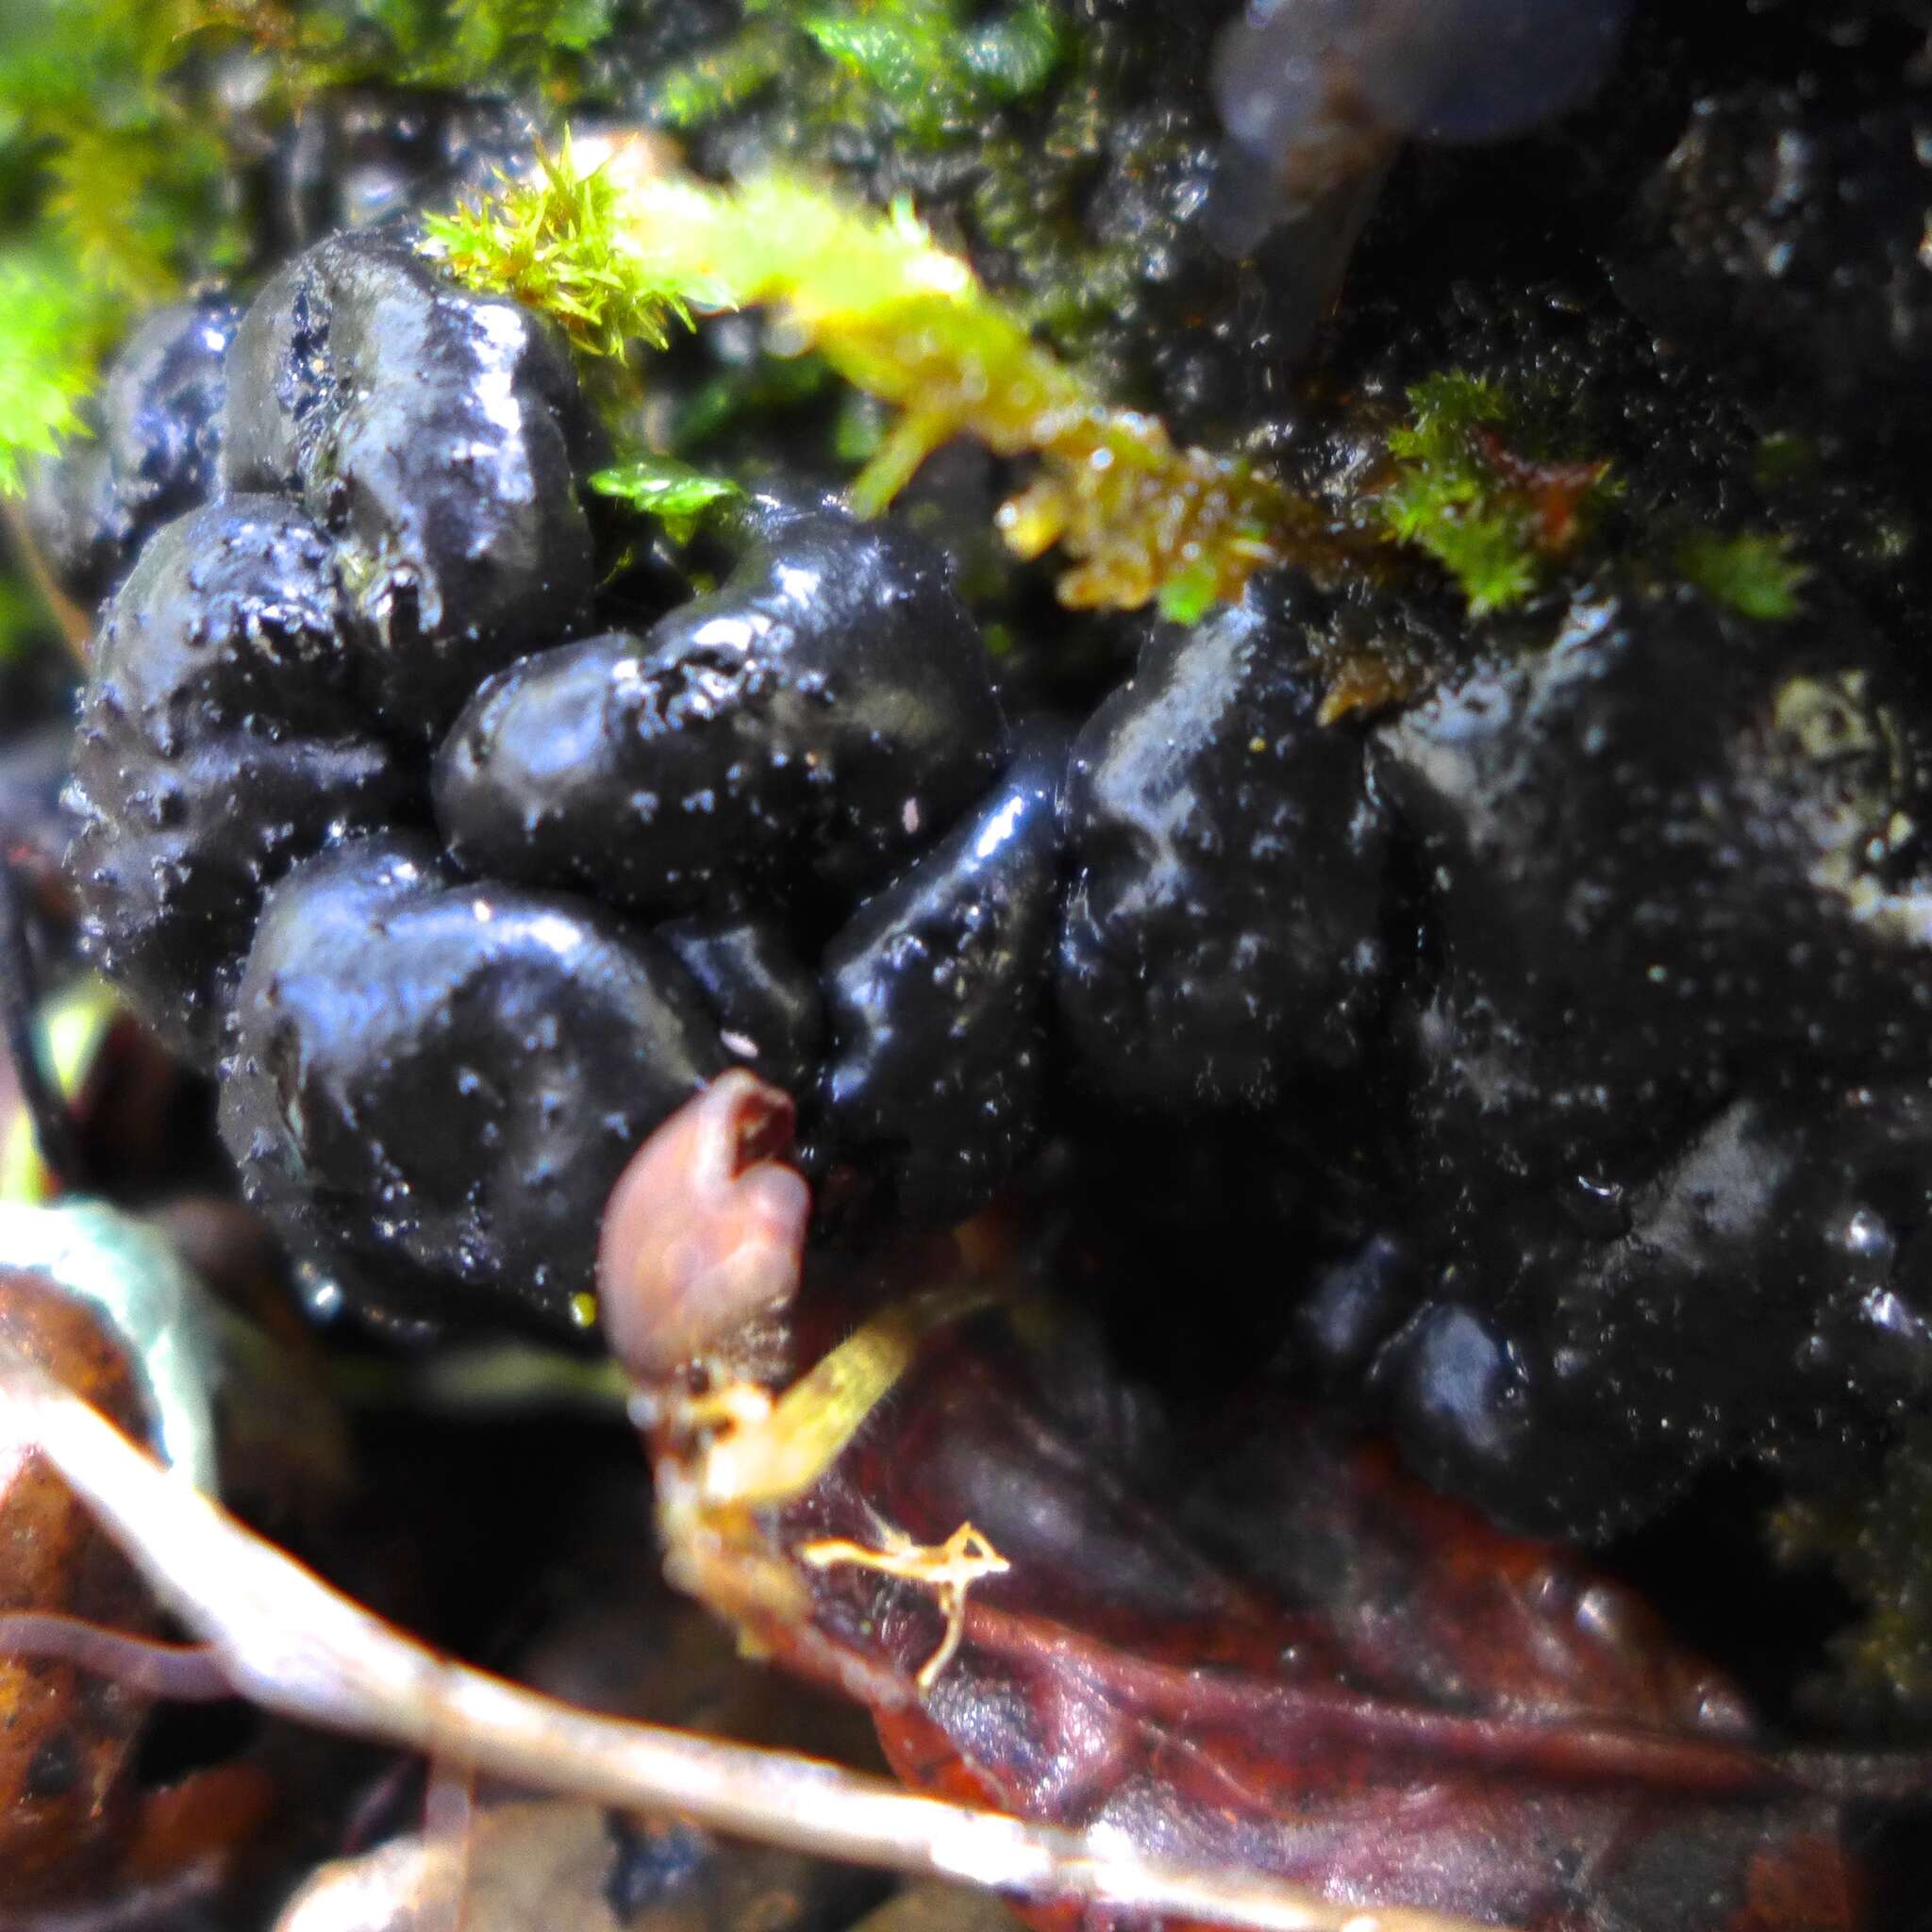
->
(42, 0, 1932, 1553)
(58, 228, 1066, 1323)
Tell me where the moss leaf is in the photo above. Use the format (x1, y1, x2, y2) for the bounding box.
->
(589, 455, 745, 544)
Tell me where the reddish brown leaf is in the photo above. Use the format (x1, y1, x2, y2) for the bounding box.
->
(674, 1307, 1871, 1932)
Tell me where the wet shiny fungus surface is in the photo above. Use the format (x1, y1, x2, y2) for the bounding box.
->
(1058, 582, 1391, 1110)
(23, 293, 241, 609)
(1373, 582, 1932, 1191)
(817, 728, 1067, 1223)
(222, 227, 600, 735)
(67, 496, 411, 1064)
(219, 834, 725, 1329)
(434, 510, 1008, 913)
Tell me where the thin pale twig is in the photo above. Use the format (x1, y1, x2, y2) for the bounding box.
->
(0, 1347, 1500, 1932)
(0, 497, 92, 664)
(0, 1611, 234, 1700)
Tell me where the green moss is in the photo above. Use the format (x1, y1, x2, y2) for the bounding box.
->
(1382, 484, 1539, 621)
(650, 22, 793, 130)
(1381, 371, 1614, 617)
(637, 2, 1221, 417)
(0, 0, 264, 490)
(0, 245, 123, 497)
(831, 388, 890, 465)
(674, 350, 837, 456)
(226, 0, 617, 98)
(1, 2, 246, 291)
(798, 0, 1065, 142)
(436, 0, 617, 87)
(1391, 370, 1509, 442)
(429, 140, 1342, 614)
(638, 0, 1141, 365)
(423, 135, 714, 358)
(1677, 529, 1808, 621)
(656, 0, 1067, 146)
(1155, 558, 1226, 627)
(0, 0, 630, 496)
(1753, 429, 1815, 492)
(0, 571, 54, 667)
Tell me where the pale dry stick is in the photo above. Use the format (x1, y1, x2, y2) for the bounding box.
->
(0, 1348, 1502, 1932)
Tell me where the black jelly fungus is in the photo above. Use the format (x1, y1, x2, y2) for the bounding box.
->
(66, 496, 411, 1064)
(433, 510, 1008, 911)
(1058, 580, 1391, 1110)
(658, 908, 824, 1098)
(817, 728, 1068, 1224)
(220, 834, 726, 1331)
(25, 292, 242, 608)
(223, 227, 600, 736)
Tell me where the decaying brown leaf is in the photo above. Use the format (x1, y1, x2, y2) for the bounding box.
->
(641, 1296, 1893, 1932)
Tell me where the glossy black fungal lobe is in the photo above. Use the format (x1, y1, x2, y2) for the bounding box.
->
(25, 292, 242, 608)
(817, 729, 1067, 1224)
(223, 227, 600, 734)
(658, 909, 824, 1098)
(220, 834, 726, 1330)
(433, 510, 1008, 911)
(1374, 582, 1932, 1191)
(66, 496, 410, 1063)
(1058, 580, 1391, 1110)
(1384, 1084, 1932, 1541)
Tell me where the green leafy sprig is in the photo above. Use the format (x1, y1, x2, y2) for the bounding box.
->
(797, 0, 1065, 142)
(0, 248, 123, 496)
(205, 0, 618, 99)
(1381, 372, 1615, 616)
(0, 0, 261, 495)
(1775, 1424, 1932, 1715)
(424, 134, 717, 359)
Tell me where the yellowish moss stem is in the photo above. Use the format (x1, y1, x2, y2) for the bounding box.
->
(428, 138, 1349, 616)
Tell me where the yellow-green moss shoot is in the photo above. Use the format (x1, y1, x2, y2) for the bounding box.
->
(425, 136, 1340, 617)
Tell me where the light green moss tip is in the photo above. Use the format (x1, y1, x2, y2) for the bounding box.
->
(0, 248, 123, 496)
(589, 454, 745, 544)
(1775, 1424, 1932, 1713)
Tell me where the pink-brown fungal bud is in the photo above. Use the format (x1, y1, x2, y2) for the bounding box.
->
(597, 1072, 811, 1380)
